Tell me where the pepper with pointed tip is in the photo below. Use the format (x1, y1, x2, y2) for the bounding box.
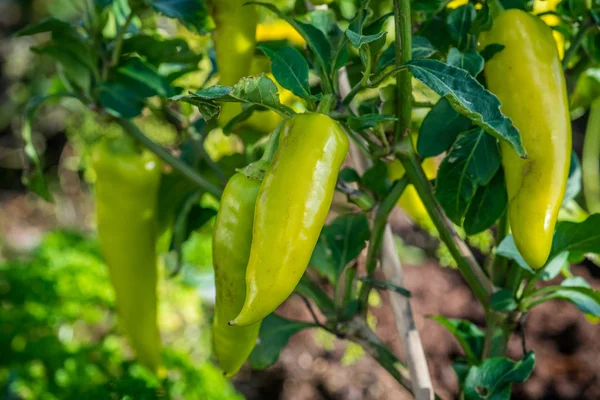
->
(479, 9, 571, 268)
(92, 138, 162, 372)
(230, 113, 348, 326)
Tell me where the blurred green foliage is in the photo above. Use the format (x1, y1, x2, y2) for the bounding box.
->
(0, 230, 241, 400)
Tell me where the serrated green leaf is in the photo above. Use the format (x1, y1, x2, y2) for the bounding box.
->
(463, 169, 507, 235)
(405, 59, 526, 157)
(249, 314, 315, 369)
(230, 74, 291, 113)
(435, 128, 500, 224)
(417, 97, 472, 158)
(258, 45, 311, 99)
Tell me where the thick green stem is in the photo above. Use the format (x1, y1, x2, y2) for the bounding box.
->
(118, 118, 224, 199)
(396, 145, 493, 306)
(392, 0, 412, 143)
(358, 176, 409, 308)
(583, 98, 600, 214)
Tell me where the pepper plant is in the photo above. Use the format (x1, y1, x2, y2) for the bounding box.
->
(17, 0, 600, 398)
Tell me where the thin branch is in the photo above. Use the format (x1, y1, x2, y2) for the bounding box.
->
(298, 294, 325, 328)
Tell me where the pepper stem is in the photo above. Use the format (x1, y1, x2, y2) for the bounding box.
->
(240, 120, 285, 181)
(317, 94, 336, 115)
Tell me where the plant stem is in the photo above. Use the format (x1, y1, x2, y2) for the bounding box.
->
(491, 211, 509, 286)
(583, 98, 600, 213)
(505, 264, 523, 295)
(118, 118, 224, 199)
(111, 11, 134, 67)
(392, 0, 412, 143)
(563, 21, 593, 69)
(395, 145, 493, 306)
(358, 176, 409, 308)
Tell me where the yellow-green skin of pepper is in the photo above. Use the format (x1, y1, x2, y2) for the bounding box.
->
(92, 139, 162, 372)
(212, 173, 262, 377)
(230, 113, 349, 326)
(479, 9, 571, 268)
(210, 0, 257, 125)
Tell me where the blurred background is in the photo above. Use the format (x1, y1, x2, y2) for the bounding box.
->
(1, 0, 599, 399)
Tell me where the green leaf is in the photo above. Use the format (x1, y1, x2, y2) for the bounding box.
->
(294, 275, 335, 316)
(362, 161, 391, 199)
(97, 82, 146, 118)
(309, 214, 370, 284)
(470, 2, 493, 35)
(150, 0, 213, 34)
(345, 29, 387, 49)
(412, 36, 439, 59)
(562, 152, 582, 205)
(170, 86, 231, 121)
(540, 252, 569, 281)
(417, 97, 472, 158)
(32, 44, 92, 94)
(463, 169, 507, 235)
(116, 57, 174, 97)
(446, 47, 484, 77)
(534, 277, 600, 316)
(550, 213, 600, 259)
(230, 74, 292, 114)
(446, 4, 476, 50)
(405, 59, 526, 157)
(16, 17, 72, 36)
(248, 2, 332, 75)
(480, 44, 505, 61)
(249, 314, 315, 370)
(121, 35, 202, 66)
(357, 277, 411, 297)
(490, 289, 517, 312)
(435, 128, 500, 224)
(21, 94, 78, 202)
(347, 114, 397, 131)
(377, 36, 438, 72)
(258, 45, 311, 99)
(463, 352, 535, 400)
(496, 235, 535, 274)
(430, 316, 484, 363)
